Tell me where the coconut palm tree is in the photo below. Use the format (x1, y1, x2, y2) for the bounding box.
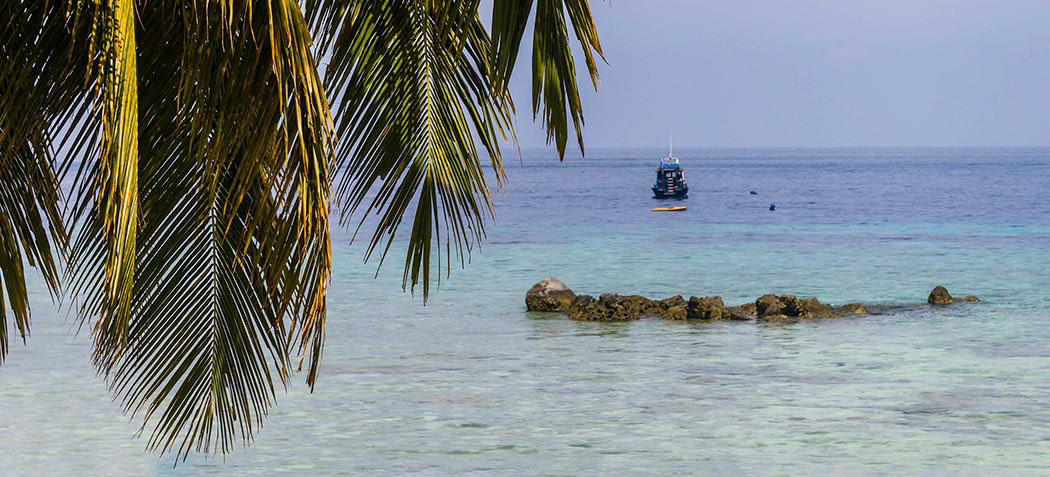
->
(1, 0, 602, 458)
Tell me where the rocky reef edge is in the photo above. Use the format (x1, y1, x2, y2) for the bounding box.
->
(525, 278, 980, 322)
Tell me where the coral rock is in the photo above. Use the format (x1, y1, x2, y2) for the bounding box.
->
(526, 278, 576, 311)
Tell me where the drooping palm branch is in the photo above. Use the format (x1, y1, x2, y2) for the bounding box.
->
(311, 0, 603, 297)
(0, 0, 602, 459)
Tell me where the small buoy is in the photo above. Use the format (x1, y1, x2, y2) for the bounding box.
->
(750, 191, 758, 195)
(769, 203, 776, 211)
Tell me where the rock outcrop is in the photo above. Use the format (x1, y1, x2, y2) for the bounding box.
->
(687, 296, 734, 320)
(569, 295, 635, 321)
(661, 295, 687, 309)
(598, 293, 642, 321)
(755, 294, 786, 317)
(563, 293, 751, 322)
(567, 294, 649, 321)
(532, 280, 980, 322)
(618, 295, 661, 316)
(663, 305, 688, 320)
(734, 303, 757, 316)
(926, 286, 980, 305)
(840, 303, 867, 314)
(755, 294, 846, 321)
(526, 278, 576, 311)
(927, 286, 953, 305)
(654, 295, 683, 319)
(726, 304, 757, 320)
(567, 295, 598, 320)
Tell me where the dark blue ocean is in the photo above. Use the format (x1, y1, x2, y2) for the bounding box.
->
(3, 148, 1050, 475)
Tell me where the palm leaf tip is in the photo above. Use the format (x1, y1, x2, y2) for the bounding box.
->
(491, 0, 604, 160)
(326, 0, 509, 302)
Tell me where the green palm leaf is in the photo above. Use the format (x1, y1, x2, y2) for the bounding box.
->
(1, 0, 601, 459)
(314, 0, 510, 299)
(311, 0, 603, 300)
(493, 0, 605, 158)
(63, 0, 334, 458)
(0, 0, 83, 361)
(65, 0, 140, 374)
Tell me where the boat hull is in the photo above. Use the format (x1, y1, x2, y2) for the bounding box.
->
(652, 187, 689, 199)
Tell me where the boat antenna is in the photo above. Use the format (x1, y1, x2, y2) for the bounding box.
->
(669, 132, 673, 158)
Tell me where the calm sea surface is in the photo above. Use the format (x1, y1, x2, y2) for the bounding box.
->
(2, 148, 1050, 475)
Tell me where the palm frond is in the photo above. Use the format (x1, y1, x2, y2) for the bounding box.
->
(0, 1, 80, 361)
(312, 0, 512, 300)
(65, 0, 141, 374)
(2, 0, 602, 460)
(310, 0, 602, 299)
(63, 0, 333, 458)
(530, 0, 605, 158)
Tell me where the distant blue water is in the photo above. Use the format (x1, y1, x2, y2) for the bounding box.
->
(2, 148, 1049, 475)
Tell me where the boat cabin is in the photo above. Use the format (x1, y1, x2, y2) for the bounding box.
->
(652, 156, 689, 198)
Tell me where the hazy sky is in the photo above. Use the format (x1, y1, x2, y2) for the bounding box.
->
(506, 0, 1050, 148)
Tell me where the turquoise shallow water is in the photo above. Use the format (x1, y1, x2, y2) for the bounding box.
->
(2, 148, 1049, 475)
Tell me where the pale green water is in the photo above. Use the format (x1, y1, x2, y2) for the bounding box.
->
(1, 148, 1049, 475)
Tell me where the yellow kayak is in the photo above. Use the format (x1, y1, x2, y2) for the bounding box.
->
(652, 206, 687, 212)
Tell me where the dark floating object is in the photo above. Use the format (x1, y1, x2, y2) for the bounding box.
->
(750, 191, 758, 195)
(769, 203, 776, 211)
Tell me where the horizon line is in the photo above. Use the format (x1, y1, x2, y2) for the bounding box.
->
(509, 144, 1050, 151)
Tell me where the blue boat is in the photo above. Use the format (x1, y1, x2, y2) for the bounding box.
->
(651, 139, 688, 199)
